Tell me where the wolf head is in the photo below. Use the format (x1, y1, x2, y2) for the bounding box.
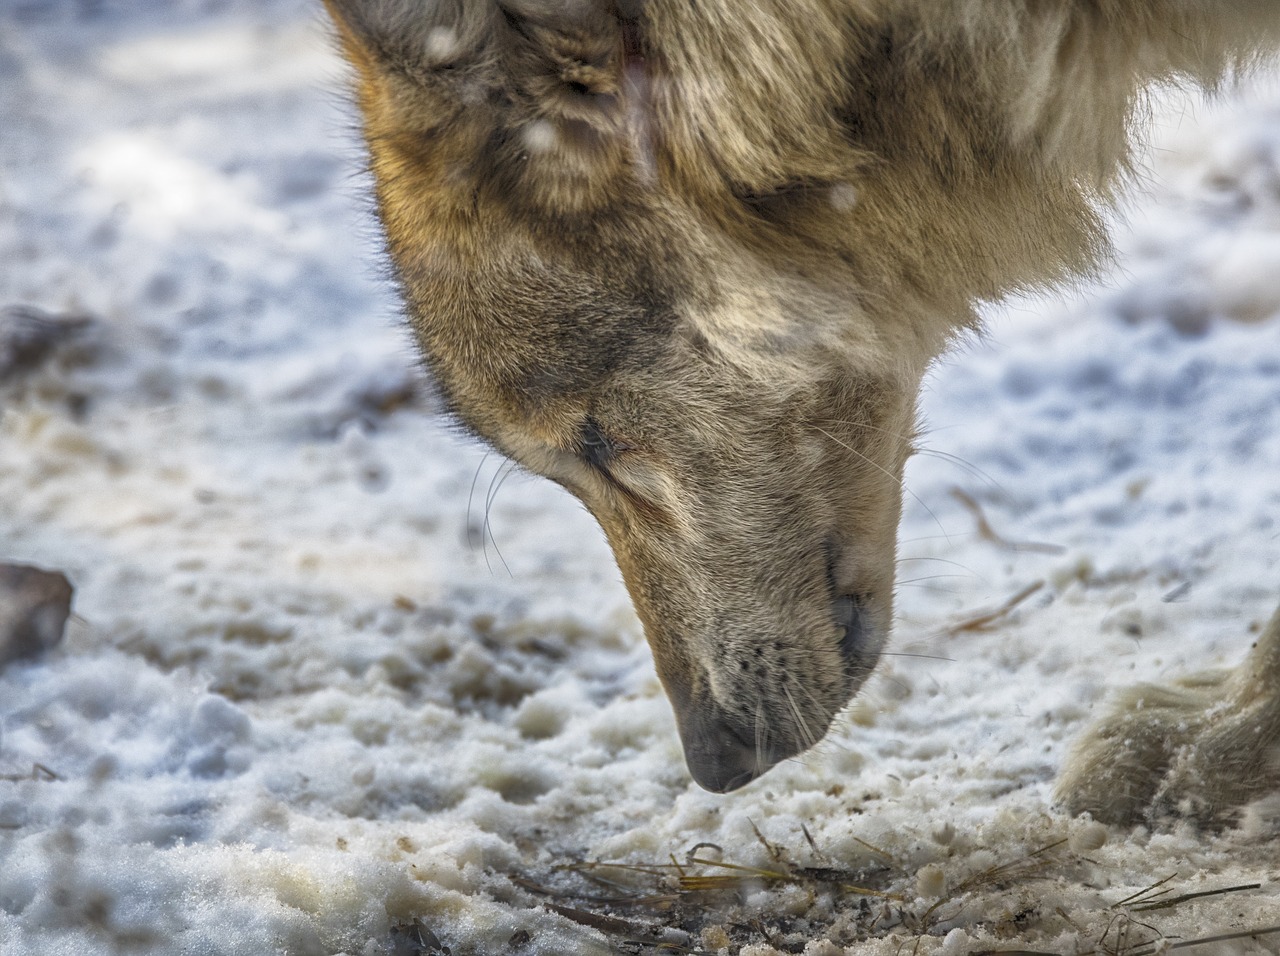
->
(322, 0, 1038, 790)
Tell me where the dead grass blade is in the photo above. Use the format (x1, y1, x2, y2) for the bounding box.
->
(917, 839, 1068, 929)
(945, 580, 1045, 636)
(0, 762, 61, 783)
(1129, 881, 1261, 913)
(1078, 922, 1280, 956)
(516, 874, 680, 910)
(543, 902, 653, 936)
(1160, 925, 1280, 952)
(848, 834, 903, 870)
(680, 856, 901, 901)
(959, 839, 1067, 890)
(950, 488, 1066, 555)
(527, 830, 1273, 956)
(1111, 874, 1179, 908)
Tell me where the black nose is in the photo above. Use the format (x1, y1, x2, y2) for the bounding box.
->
(678, 696, 772, 792)
(833, 593, 866, 664)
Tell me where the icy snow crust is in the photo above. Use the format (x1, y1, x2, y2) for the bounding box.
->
(2, 2, 1279, 954)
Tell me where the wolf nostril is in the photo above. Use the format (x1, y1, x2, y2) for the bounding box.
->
(833, 594, 865, 662)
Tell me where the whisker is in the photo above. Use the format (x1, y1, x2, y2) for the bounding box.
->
(754, 698, 767, 772)
(466, 450, 491, 554)
(798, 680, 852, 754)
(483, 460, 516, 579)
(897, 555, 982, 577)
(782, 683, 817, 750)
(898, 572, 972, 582)
(898, 531, 980, 546)
(896, 582, 963, 595)
(814, 417, 915, 444)
(915, 448, 1009, 498)
(815, 417, 963, 438)
(481, 460, 500, 575)
(814, 425, 952, 544)
(814, 417, 1008, 497)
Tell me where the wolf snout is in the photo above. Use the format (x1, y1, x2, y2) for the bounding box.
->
(678, 697, 787, 792)
(674, 593, 881, 792)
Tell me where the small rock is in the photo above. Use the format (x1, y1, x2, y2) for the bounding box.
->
(0, 563, 74, 669)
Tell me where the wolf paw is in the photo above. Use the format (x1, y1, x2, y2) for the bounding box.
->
(1055, 597, 1280, 829)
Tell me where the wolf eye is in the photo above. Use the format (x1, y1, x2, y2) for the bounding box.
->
(578, 417, 617, 469)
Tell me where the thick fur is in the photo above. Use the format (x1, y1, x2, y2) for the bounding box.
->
(323, 0, 1280, 798)
(1056, 601, 1280, 829)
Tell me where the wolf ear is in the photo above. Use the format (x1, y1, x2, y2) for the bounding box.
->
(321, 1, 643, 61)
(324, 0, 643, 119)
(494, 0, 640, 27)
(321, 0, 499, 77)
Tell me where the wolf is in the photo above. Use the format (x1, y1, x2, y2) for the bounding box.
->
(322, 0, 1280, 808)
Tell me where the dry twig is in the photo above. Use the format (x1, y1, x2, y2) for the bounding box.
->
(950, 488, 1066, 555)
(945, 580, 1046, 636)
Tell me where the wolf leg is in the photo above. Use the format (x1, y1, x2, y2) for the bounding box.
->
(1056, 597, 1280, 828)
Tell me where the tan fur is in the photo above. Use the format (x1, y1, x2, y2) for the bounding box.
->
(323, 0, 1280, 794)
(1055, 600, 1280, 829)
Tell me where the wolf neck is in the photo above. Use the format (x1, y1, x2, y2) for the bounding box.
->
(643, 0, 1121, 331)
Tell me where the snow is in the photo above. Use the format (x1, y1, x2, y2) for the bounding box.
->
(1, 2, 1279, 953)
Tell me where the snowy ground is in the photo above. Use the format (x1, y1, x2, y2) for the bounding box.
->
(2, 2, 1279, 954)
